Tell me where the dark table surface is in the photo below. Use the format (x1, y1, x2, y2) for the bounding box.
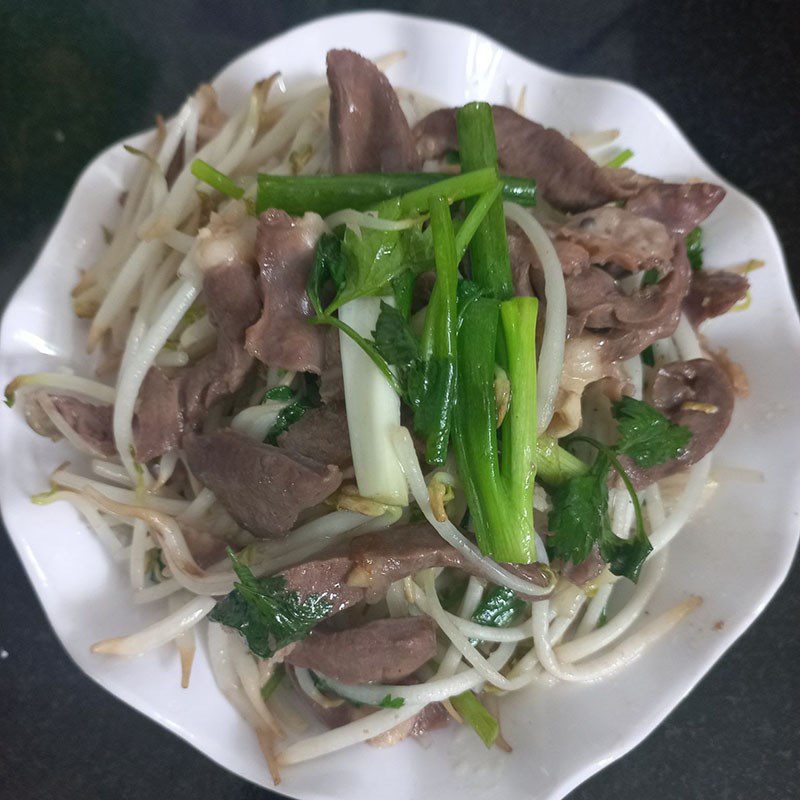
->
(1, 1, 798, 798)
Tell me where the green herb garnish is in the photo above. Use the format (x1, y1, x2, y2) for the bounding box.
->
(264, 377, 322, 444)
(261, 385, 294, 403)
(451, 691, 499, 748)
(547, 397, 691, 581)
(307, 233, 347, 316)
(686, 227, 703, 271)
(265, 401, 310, 444)
(379, 694, 405, 709)
(209, 548, 332, 659)
(613, 395, 692, 467)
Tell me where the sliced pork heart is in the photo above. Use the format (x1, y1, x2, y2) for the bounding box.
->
(286, 666, 448, 740)
(413, 105, 656, 211)
(508, 224, 691, 362)
(626, 181, 726, 237)
(278, 402, 351, 467)
(279, 523, 550, 623)
(326, 49, 420, 174)
(134, 258, 261, 462)
(684, 269, 749, 326)
(559, 545, 606, 588)
(244, 209, 327, 373)
(286, 617, 437, 683)
(369, 700, 450, 747)
(183, 429, 342, 538)
(23, 392, 116, 457)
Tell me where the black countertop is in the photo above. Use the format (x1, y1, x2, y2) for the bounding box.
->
(1, 2, 798, 798)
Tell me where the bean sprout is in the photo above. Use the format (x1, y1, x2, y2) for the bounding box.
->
(393, 427, 553, 597)
(503, 203, 567, 433)
(91, 595, 215, 656)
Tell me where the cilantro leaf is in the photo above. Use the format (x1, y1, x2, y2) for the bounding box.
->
(373, 300, 420, 366)
(390, 271, 415, 319)
(686, 227, 703, 271)
(308, 233, 346, 316)
(308, 237, 409, 399)
(265, 401, 309, 444)
(547, 400, 684, 583)
(372, 274, 460, 466)
(379, 694, 405, 709)
(371, 299, 427, 410)
(209, 548, 332, 659)
(599, 521, 652, 583)
(547, 454, 613, 567)
(331, 211, 433, 310)
(264, 376, 322, 444)
(547, 444, 653, 582)
(612, 396, 691, 467)
(372, 300, 455, 463)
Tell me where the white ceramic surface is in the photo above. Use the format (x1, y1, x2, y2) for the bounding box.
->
(1, 11, 799, 800)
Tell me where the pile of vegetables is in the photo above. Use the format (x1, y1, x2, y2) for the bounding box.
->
(195, 101, 691, 749)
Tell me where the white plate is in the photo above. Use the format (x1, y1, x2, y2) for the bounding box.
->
(1, 11, 799, 800)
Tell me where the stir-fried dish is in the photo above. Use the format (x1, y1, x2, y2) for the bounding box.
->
(7, 49, 758, 780)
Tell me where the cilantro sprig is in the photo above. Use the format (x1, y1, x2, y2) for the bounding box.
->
(265, 401, 310, 444)
(262, 376, 322, 445)
(613, 395, 692, 467)
(379, 694, 405, 709)
(209, 548, 332, 658)
(547, 397, 691, 582)
(261, 385, 294, 403)
(306, 233, 405, 396)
